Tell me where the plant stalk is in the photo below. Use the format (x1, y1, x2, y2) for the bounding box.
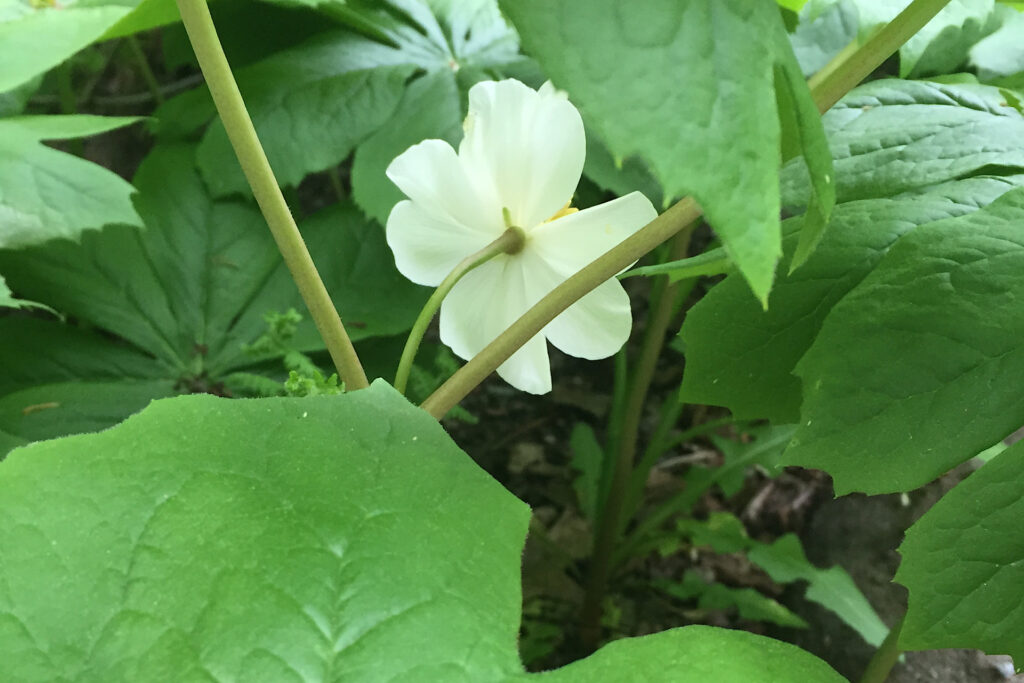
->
(578, 225, 694, 650)
(422, 198, 702, 418)
(394, 228, 526, 395)
(859, 617, 904, 683)
(175, 0, 368, 390)
(809, 0, 953, 112)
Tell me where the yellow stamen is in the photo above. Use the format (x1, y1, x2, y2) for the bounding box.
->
(546, 201, 579, 223)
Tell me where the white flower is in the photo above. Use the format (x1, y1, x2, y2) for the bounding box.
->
(385, 79, 657, 394)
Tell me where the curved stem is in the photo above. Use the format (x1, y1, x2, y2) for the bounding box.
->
(176, 0, 368, 390)
(579, 225, 694, 650)
(394, 227, 526, 396)
(422, 198, 703, 418)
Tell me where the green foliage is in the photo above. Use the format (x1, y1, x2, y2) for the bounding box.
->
(897, 441, 1024, 664)
(4, 0, 1024, 674)
(681, 174, 1024, 424)
(969, 6, 1024, 79)
(803, 0, 1004, 78)
(242, 309, 345, 397)
(748, 535, 889, 647)
(675, 512, 886, 647)
(569, 421, 607, 524)
(781, 80, 1024, 208)
(655, 572, 808, 629)
(158, 0, 522, 211)
(0, 4, 129, 92)
(0, 115, 142, 250)
(0, 145, 425, 448)
(786, 186, 1024, 494)
(502, 0, 834, 304)
(0, 384, 845, 682)
(351, 69, 462, 224)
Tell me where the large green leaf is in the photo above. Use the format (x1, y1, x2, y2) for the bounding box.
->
(970, 6, 1024, 79)
(785, 186, 1024, 494)
(0, 145, 425, 447)
(501, 0, 833, 304)
(0, 382, 845, 682)
(0, 145, 425, 372)
(781, 80, 1024, 208)
(198, 40, 415, 197)
(680, 175, 1024, 423)
(789, 0, 858, 77)
(0, 115, 143, 250)
(0, 380, 176, 445)
(0, 316, 175, 455)
(0, 4, 128, 92)
(896, 441, 1024, 664)
(0, 317, 169, 397)
(160, 0, 522, 201)
(351, 69, 462, 225)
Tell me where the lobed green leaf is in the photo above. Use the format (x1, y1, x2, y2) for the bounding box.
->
(0, 116, 143, 250)
(786, 186, 1024, 493)
(0, 383, 845, 682)
(896, 441, 1024, 665)
(681, 175, 1024, 423)
(502, 0, 833, 304)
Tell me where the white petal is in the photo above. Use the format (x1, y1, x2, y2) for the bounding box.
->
(546, 279, 633, 360)
(516, 249, 634, 360)
(439, 256, 552, 394)
(459, 79, 585, 231)
(386, 138, 503, 237)
(529, 191, 659, 275)
(386, 200, 495, 287)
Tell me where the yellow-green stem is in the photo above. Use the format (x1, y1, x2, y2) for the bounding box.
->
(175, 0, 368, 390)
(579, 225, 694, 650)
(421, 198, 703, 419)
(394, 227, 526, 396)
(809, 0, 953, 112)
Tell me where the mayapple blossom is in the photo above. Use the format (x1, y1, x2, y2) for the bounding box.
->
(385, 79, 657, 394)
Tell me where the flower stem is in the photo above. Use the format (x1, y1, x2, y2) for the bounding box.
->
(421, 0, 952, 419)
(859, 616, 904, 683)
(394, 227, 526, 396)
(809, 0, 953, 112)
(579, 224, 695, 651)
(175, 0, 368, 390)
(422, 198, 702, 418)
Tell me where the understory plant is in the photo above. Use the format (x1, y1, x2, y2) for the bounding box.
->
(2, 0, 1024, 681)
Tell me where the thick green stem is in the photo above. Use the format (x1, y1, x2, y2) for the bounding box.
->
(127, 35, 164, 106)
(809, 0, 953, 112)
(176, 0, 368, 390)
(422, 199, 703, 418)
(859, 617, 904, 683)
(394, 227, 526, 395)
(579, 226, 694, 650)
